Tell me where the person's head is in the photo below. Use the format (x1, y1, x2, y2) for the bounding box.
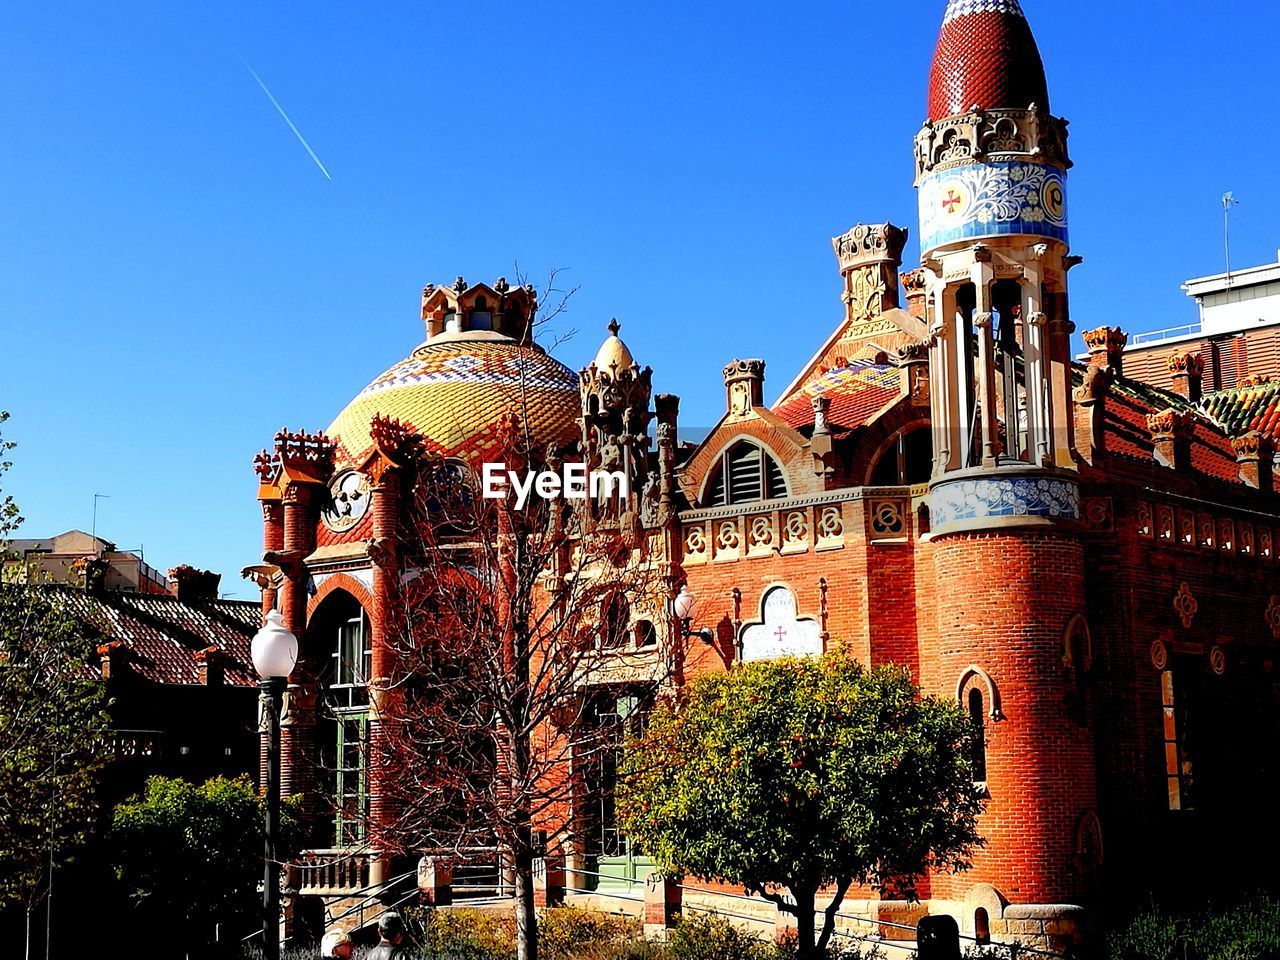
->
(378, 910, 406, 944)
(321, 930, 354, 959)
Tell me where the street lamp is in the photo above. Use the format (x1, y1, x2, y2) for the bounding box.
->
(251, 609, 298, 960)
(671, 585, 714, 644)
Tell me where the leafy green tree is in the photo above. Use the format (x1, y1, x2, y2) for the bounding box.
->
(618, 655, 986, 959)
(0, 411, 111, 946)
(110, 775, 301, 951)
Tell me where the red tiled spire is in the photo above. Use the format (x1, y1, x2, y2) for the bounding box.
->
(927, 0, 1051, 121)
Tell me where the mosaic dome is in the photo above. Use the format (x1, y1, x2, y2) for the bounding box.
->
(927, 0, 1050, 121)
(326, 333, 581, 464)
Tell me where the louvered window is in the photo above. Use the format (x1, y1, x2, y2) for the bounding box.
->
(706, 442, 788, 506)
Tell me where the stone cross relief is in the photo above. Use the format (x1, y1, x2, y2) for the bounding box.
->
(740, 586, 823, 663)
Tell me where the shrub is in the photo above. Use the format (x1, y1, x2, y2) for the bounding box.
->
(669, 913, 772, 960)
(424, 907, 517, 960)
(1108, 895, 1280, 960)
(539, 905, 639, 960)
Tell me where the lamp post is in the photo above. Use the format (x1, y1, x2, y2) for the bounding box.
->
(251, 609, 298, 960)
(671, 585, 714, 644)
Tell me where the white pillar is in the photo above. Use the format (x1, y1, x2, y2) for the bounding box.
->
(971, 259, 998, 465)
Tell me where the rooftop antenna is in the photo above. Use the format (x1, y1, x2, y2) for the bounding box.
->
(1223, 191, 1240, 285)
(91, 493, 110, 554)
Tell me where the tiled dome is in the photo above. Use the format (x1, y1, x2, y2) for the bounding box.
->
(326, 336, 581, 465)
(927, 0, 1050, 122)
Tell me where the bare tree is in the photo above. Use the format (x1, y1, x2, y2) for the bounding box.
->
(372, 410, 676, 960)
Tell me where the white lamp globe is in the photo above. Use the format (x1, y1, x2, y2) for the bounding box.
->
(672, 585, 697, 622)
(252, 609, 299, 680)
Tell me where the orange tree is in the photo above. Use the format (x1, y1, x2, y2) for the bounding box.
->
(618, 655, 985, 959)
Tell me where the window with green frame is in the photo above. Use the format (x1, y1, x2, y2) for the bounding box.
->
(324, 609, 372, 844)
(335, 711, 369, 845)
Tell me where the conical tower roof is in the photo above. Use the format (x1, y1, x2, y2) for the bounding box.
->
(927, 0, 1050, 121)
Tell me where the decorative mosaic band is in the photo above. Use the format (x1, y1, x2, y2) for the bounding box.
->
(943, 0, 1026, 23)
(930, 474, 1081, 527)
(918, 161, 1068, 253)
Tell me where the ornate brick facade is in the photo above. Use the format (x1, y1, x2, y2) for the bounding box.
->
(249, 1, 1280, 950)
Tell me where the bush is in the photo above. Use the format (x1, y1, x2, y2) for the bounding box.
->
(111, 775, 301, 951)
(423, 908, 516, 960)
(669, 913, 773, 960)
(1108, 895, 1280, 960)
(539, 906, 639, 960)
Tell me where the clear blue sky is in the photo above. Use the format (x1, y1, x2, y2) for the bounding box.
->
(2, 1, 1276, 598)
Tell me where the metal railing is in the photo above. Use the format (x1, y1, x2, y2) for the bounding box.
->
(1129, 322, 1202, 346)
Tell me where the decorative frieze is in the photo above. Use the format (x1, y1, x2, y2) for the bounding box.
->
(679, 493, 914, 564)
(914, 107, 1072, 181)
(1131, 498, 1279, 564)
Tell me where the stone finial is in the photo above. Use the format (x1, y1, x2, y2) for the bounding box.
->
(723, 360, 766, 417)
(832, 223, 909, 325)
(810, 395, 833, 478)
(831, 223, 908, 271)
(1166, 351, 1206, 402)
(811, 395, 831, 436)
(253, 449, 278, 484)
(1147, 408, 1195, 470)
(901, 267, 929, 319)
(1231, 430, 1275, 491)
(1082, 326, 1128, 376)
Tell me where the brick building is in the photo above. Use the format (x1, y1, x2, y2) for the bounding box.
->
(249, 0, 1280, 948)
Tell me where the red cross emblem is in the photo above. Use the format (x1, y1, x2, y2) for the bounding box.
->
(773, 625, 788, 644)
(942, 188, 964, 214)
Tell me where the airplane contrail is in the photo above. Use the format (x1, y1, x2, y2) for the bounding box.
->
(241, 58, 332, 180)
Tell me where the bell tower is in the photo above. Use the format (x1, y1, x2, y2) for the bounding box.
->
(917, 0, 1097, 927)
(917, 0, 1080, 531)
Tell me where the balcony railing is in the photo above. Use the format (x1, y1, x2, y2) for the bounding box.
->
(294, 848, 377, 894)
(1129, 322, 1202, 346)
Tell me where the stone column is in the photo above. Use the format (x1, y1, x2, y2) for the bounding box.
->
(261, 500, 284, 619)
(1025, 312, 1052, 466)
(971, 256, 998, 465)
(948, 288, 973, 469)
(928, 279, 957, 476)
(367, 470, 399, 884)
(1047, 317, 1077, 467)
(279, 483, 316, 806)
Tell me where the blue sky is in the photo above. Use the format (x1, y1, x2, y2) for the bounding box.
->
(2, 0, 1276, 598)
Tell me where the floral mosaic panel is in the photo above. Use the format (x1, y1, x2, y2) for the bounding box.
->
(931, 474, 1081, 526)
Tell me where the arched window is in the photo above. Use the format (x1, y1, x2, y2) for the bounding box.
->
(311, 591, 372, 847)
(602, 594, 631, 649)
(1064, 616, 1092, 726)
(706, 441, 788, 506)
(869, 426, 933, 486)
(635, 619, 657, 648)
(968, 687, 988, 783)
(974, 908, 991, 944)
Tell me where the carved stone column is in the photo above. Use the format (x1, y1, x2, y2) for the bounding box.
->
(366, 470, 400, 884)
(1047, 317, 1077, 466)
(1025, 311, 1052, 466)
